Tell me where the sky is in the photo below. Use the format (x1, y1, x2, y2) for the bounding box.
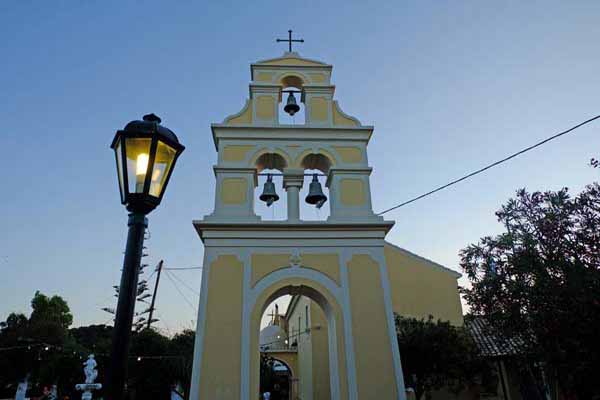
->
(1, 1, 599, 334)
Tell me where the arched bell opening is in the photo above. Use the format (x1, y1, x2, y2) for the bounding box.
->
(300, 153, 332, 221)
(279, 78, 305, 125)
(255, 153, 288, 221)
(256, 152, 288, 173)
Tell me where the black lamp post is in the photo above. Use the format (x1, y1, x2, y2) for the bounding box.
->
(107, 114, 184, 400)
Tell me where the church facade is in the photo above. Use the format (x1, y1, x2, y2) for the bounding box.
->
(189, 48, 463, 400)
(259, 241, 463, 400)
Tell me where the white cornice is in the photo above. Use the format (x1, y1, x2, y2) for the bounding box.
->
(210, 124, 374, 150)
(193, 220, 395, 244)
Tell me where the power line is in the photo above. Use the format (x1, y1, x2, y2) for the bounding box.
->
(378, 114, 600, 215)
(259, 325, 322, 349)
(153, 310, 173, 337)
(167, 269, 201, 297)
(0, 343, 48, 352)
(164, 270, 198, 314)
(163, 266, 203, 270)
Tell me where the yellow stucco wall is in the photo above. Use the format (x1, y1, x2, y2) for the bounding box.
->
(347, 254, 399, 400)
(267, 351, 298, 379)
(225, 100, 252, 125)
(222, 145, 255, 162)
(301, 254, 341, 285)
(309, 97, 329, 121)
(340, 179, 366, 206)
(250, 278, 348, 400)
(255, 71, 275, 82)
(384, 243, 464, 326)
(197, 255, 244, 400)
(288, 296, 313, 400)
(256, 95, 276, 120)
(251, 254, 291, 287)
(332, 101, 360, 127)
(310, 301, 331, 400)
(308, 72, 327, 83)
(221, 178, 247, 205)
(332, 146, 363, 163)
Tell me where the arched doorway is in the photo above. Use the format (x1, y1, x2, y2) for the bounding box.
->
(247, 270, 351, 400)
(260, 354, 294, 400)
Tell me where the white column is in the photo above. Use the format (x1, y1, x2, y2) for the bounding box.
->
(286, 185, 300, 221)
(283, 169, 304, 222)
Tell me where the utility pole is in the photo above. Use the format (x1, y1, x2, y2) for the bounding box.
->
(147, 260, 163, 329)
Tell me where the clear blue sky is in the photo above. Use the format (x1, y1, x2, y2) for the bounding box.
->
(1, 1, 599, 333)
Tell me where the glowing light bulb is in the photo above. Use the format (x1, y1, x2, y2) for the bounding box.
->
(136, 153, 149, 176)
(152, 168, 161, 182)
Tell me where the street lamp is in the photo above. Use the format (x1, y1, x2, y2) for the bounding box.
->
(107, 113, 184, 400)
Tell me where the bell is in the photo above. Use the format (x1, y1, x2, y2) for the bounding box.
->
(259, 174, 279, 206)
(283, 92, 301, 116)
(305, 174, 327, 208)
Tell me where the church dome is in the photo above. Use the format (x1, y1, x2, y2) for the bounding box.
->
(259, 324, 287, 350)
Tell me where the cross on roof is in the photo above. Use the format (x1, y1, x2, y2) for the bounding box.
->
(276, 30, 304, 52)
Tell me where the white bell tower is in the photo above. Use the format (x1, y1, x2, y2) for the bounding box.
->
(203, 47, 382, 224)
(191, 41, 406, 400)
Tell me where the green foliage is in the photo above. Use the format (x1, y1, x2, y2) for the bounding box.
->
(395, 315, 485, 400)
(0, 292, 197, 399)
(168, 329, 196, 396)
(128, 328, 172, 399)
(70, 324, 113, 355)
(30, 291, 73, 330)
(461, 183, 600, 398)
(0, 292, 75, 396)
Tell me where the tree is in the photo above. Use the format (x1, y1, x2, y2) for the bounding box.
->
(70, 324, 113, 356)
(0, 313, 31, 393)
(28, 291, 73, 345)
(128, 328, 172, 399)
(168, 329, 195, 397)
(395, 315, 485, 400)
(460, 183, 600, 399)
(0, 291, 76, 395)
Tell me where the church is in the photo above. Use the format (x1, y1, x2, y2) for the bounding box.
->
(189, 34, 464, 400)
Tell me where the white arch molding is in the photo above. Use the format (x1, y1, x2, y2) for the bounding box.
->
(242, 264, 356, 400)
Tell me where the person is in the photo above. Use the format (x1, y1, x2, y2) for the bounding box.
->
(262, 391, 271, 400)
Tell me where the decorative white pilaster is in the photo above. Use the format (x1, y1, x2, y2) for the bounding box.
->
(204, 167, 260, 222)
(326, 168, 382, 222)
(303, 85, 335, 126)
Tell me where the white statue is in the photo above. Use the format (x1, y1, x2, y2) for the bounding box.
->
(14, 376, 28, 400)
(83, 355, 98, 384)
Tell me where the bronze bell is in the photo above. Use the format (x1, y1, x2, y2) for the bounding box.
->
(259, 174, 279, 206)
(305, 174, 327, 208)
(283, 92, 301, 116)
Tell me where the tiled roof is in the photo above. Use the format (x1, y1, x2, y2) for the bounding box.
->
(466, 317, 527, 358)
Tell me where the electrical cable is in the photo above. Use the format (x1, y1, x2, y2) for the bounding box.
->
(167, 269, 201, 296)
(377, 114, 600, 215)
(164, 270, 198, 314)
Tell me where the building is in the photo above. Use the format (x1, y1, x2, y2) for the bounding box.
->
(259, 242, 463, 400)
(189, 41, 463, 400)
